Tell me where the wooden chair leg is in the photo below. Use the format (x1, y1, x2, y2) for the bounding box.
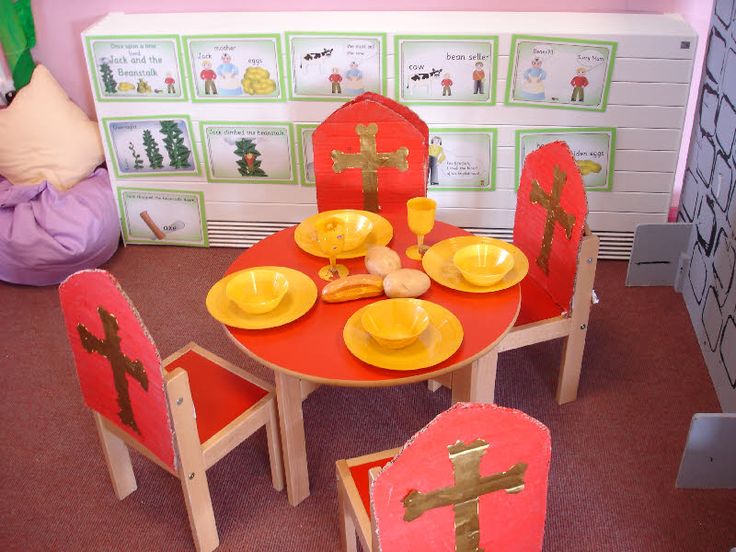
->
(265, 400, 285, 492)
(337, 478, 359, 552)
(167, 369, 219, 552)
(556, 325, 588, 405)
(93, 412, 137, 500)
(451, 349, 499, 404)
(275, 371, 310, 506)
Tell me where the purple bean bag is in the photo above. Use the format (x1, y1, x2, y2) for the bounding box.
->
(0, 168, 120, 286)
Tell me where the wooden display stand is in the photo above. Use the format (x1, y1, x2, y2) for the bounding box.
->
(83, 11, 696, 258)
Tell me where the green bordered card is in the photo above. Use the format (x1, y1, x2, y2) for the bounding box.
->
(505, 35, 617, 112)
(394, 35, 498, 106)
(102, 115, 200, 179)
(515, 127, 616, 191)
(85, 35, 188, 102)
(117, 187, 208, 247)
(199, 121, 296, 184)
(295, 123, 318, 186)
(182, 34, 286, 102)
(427, 127, 497, 191)
(285, 32, 387, 101)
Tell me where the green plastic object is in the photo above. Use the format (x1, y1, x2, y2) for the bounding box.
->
(0, 0, 36, 90)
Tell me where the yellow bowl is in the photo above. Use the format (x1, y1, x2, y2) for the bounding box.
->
(360, 299, 430, 350)
(452, 243, 515, 287)
(316, 212, 374, 251)
(225, 269, 289, 314)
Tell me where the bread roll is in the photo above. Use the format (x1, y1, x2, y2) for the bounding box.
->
(321, 274, 384, 303)
(365, 246, 401, 277)
(383, 269, 431, 298)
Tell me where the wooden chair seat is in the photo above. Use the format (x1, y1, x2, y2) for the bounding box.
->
(163, 347, 269, 443)
(516, 276, 566, 327)
(346, 453, 395, 515)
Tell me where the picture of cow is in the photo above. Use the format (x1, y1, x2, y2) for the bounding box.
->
(406, 67, 442, 96)
(300, 47, 334, 73)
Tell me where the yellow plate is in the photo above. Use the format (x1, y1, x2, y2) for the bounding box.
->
(206, 266, 317, 329)
(343, 299, 464, 371)
(422, 237, 529, 293)
(294, 209, 393, 259)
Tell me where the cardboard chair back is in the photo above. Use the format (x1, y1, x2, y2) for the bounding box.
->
(514, 141, 588, 314)
(372, 403, 551, 552)
(313, 92, 429, 213)
(59, 269, 176, 471)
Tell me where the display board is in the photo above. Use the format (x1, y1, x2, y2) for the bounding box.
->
(83, 11, 697, 258)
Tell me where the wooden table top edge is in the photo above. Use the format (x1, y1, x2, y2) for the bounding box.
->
(220, 286, 521, 388)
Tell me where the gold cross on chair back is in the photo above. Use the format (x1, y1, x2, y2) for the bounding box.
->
(403, 438, 527, 552)
(529, 165, 576, 274)
(331, 123, 409, 213)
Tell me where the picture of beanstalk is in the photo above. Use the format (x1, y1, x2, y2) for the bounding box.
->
(99, 58, 117, 94)
(142, 129, 164, 169)
(128, 142, 143, 169)
(159, 120, 192, 169)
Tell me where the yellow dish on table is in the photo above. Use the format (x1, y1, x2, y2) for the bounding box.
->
(453, 243, 515, 287)
(206, 266, 317, 329)
(295, 209, 393, 259)
(360, 299, 430, 350)
(343, 299, 463, 371)
(226, 268, 289, 314)
(422, 236, 529, 293)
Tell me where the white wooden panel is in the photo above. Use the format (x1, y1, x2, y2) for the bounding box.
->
(490, 127, 681, 150)
(85, 10, 696, 256)
(206, 201, 317, 222)
(497, 57, 695, 85)
(611, 58, 694, 84)
(495, 147, 677, 173)
(435, 207, 667, 231)
(428, 189, 670, 213)
(492, 168, 673, 193)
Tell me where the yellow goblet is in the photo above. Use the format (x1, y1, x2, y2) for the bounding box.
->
(406, 197, 437, 260)
(316, 217, 350, 281)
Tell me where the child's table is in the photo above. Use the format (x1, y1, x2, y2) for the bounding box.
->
(221, 212, 521, 506)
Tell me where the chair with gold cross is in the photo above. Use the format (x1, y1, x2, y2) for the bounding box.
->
(59, 269, 284, 552)
(312, 92, 429, 214)
(430, 140, 599, 404)
(336, 402, 551, 552)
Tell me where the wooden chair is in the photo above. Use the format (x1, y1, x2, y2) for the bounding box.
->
(336, 402, 551, 551)
(430, 141, 599, 404)
(59, 269, 284, 552)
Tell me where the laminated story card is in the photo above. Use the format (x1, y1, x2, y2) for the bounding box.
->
(286, 32, 386, 100)
(395, 35, 498, 105)
(505, 35, 616, 111)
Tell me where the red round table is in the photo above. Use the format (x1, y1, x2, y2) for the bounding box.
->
(221, 212, 521, 505)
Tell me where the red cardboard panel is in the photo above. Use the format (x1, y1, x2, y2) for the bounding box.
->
(59, 270, 175, 470)
(372, 403, 550, 552)
(313, 92, 429, 214)
(514, 141, 588, 314)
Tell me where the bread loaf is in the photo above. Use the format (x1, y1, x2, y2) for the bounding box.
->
(321, 274, 384, 303)
(383, 269, 431, 298)
(365, 246, 401, 277)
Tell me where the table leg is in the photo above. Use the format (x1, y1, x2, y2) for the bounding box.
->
(451, 349, 498, 404)
(274, 371, 310, 506)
